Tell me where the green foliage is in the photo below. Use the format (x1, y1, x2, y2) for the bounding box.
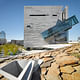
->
(3, 46, 8, 55)
(0, 44, 23, 56)
(8, 52, 11, 55)
(0, 46, 2, 53)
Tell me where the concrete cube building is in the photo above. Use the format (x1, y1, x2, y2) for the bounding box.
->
(24, 6, 68, 48)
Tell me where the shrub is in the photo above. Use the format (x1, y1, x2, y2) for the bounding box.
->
(0, 44, 23, 56)
(0, 46, 2, 54)
(8, 52, 11, 55)
(3, 46, 8, 55)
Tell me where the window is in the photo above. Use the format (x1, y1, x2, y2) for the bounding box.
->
(41, 15, 79, 39)
(26, 25, 31, 28)
(29, 14, 49, 16)
(52, 15, 57, 16)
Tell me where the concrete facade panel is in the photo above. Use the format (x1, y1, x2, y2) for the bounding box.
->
(24, 6, 68, 48)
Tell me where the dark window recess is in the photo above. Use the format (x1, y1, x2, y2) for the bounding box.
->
(29, 14, 49, 16)
(62, 13, 64, 20)
(52, 15, 57, 16)
(26, 25, 31, 28)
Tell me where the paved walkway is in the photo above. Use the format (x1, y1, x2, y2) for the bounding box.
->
(42, 44, 72, 49)
(21, 50, 47, 55)
(21, 44, 72, 55)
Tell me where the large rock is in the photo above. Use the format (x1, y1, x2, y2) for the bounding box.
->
(1, 77, 8, 80)
(40, 61, 52, 68)
(71, 63, 80, 67)
(34, 53, 40, 59)
(41, 75, 45, 80)
(56, 56, 79, 66)
(51, 52, 57, 57)
(60, 65, 75, 73)
(39, 52, 47, 58)
(46, 62, 61, 80)
(62, 73, 72, 80)
(74, 50, 79, 53)
(39, 51, 51, 58)
(46, 69, 61, 80)
(52, 51, 60, 55)
(50, 62, 60, 75)
(0, 74, 3, 79)
(25, 55, 33, 59)
(74, 65, 80, 71)
(42, 57, 53, 62)
(55, 53, 68, 59)
(44, 54, 52, 58)
(64, 47, 73, 53)
(72, 72, 80, 80)
(41, 68, 47, 75)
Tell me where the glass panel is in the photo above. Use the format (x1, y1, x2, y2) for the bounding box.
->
(41, 15, 79, 39)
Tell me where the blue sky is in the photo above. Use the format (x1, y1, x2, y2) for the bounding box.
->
(0, 0, 80, 41)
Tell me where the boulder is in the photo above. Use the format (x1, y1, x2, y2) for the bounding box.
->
(0, 74, 3, 79)
(41, 75, 45, 80)
(55, 53, 68, 59)
(72, 72, 80, 80)
(46, 68, 61, 80)
(50, 62, 60, 75)
(39, 52, 46, 58)
(40, 61, 52, 68)
(41, 68, 47, 75)
(56, 56, 79, 67)
(1, 77, 8, 80)
(46, 62, 61, 80)
(74, 65, 80, 72)
(60, 65, 75, 73)
(44, 54, 52, 58)
(42, 57, 53, 62)
(62, 73, 72, 80)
